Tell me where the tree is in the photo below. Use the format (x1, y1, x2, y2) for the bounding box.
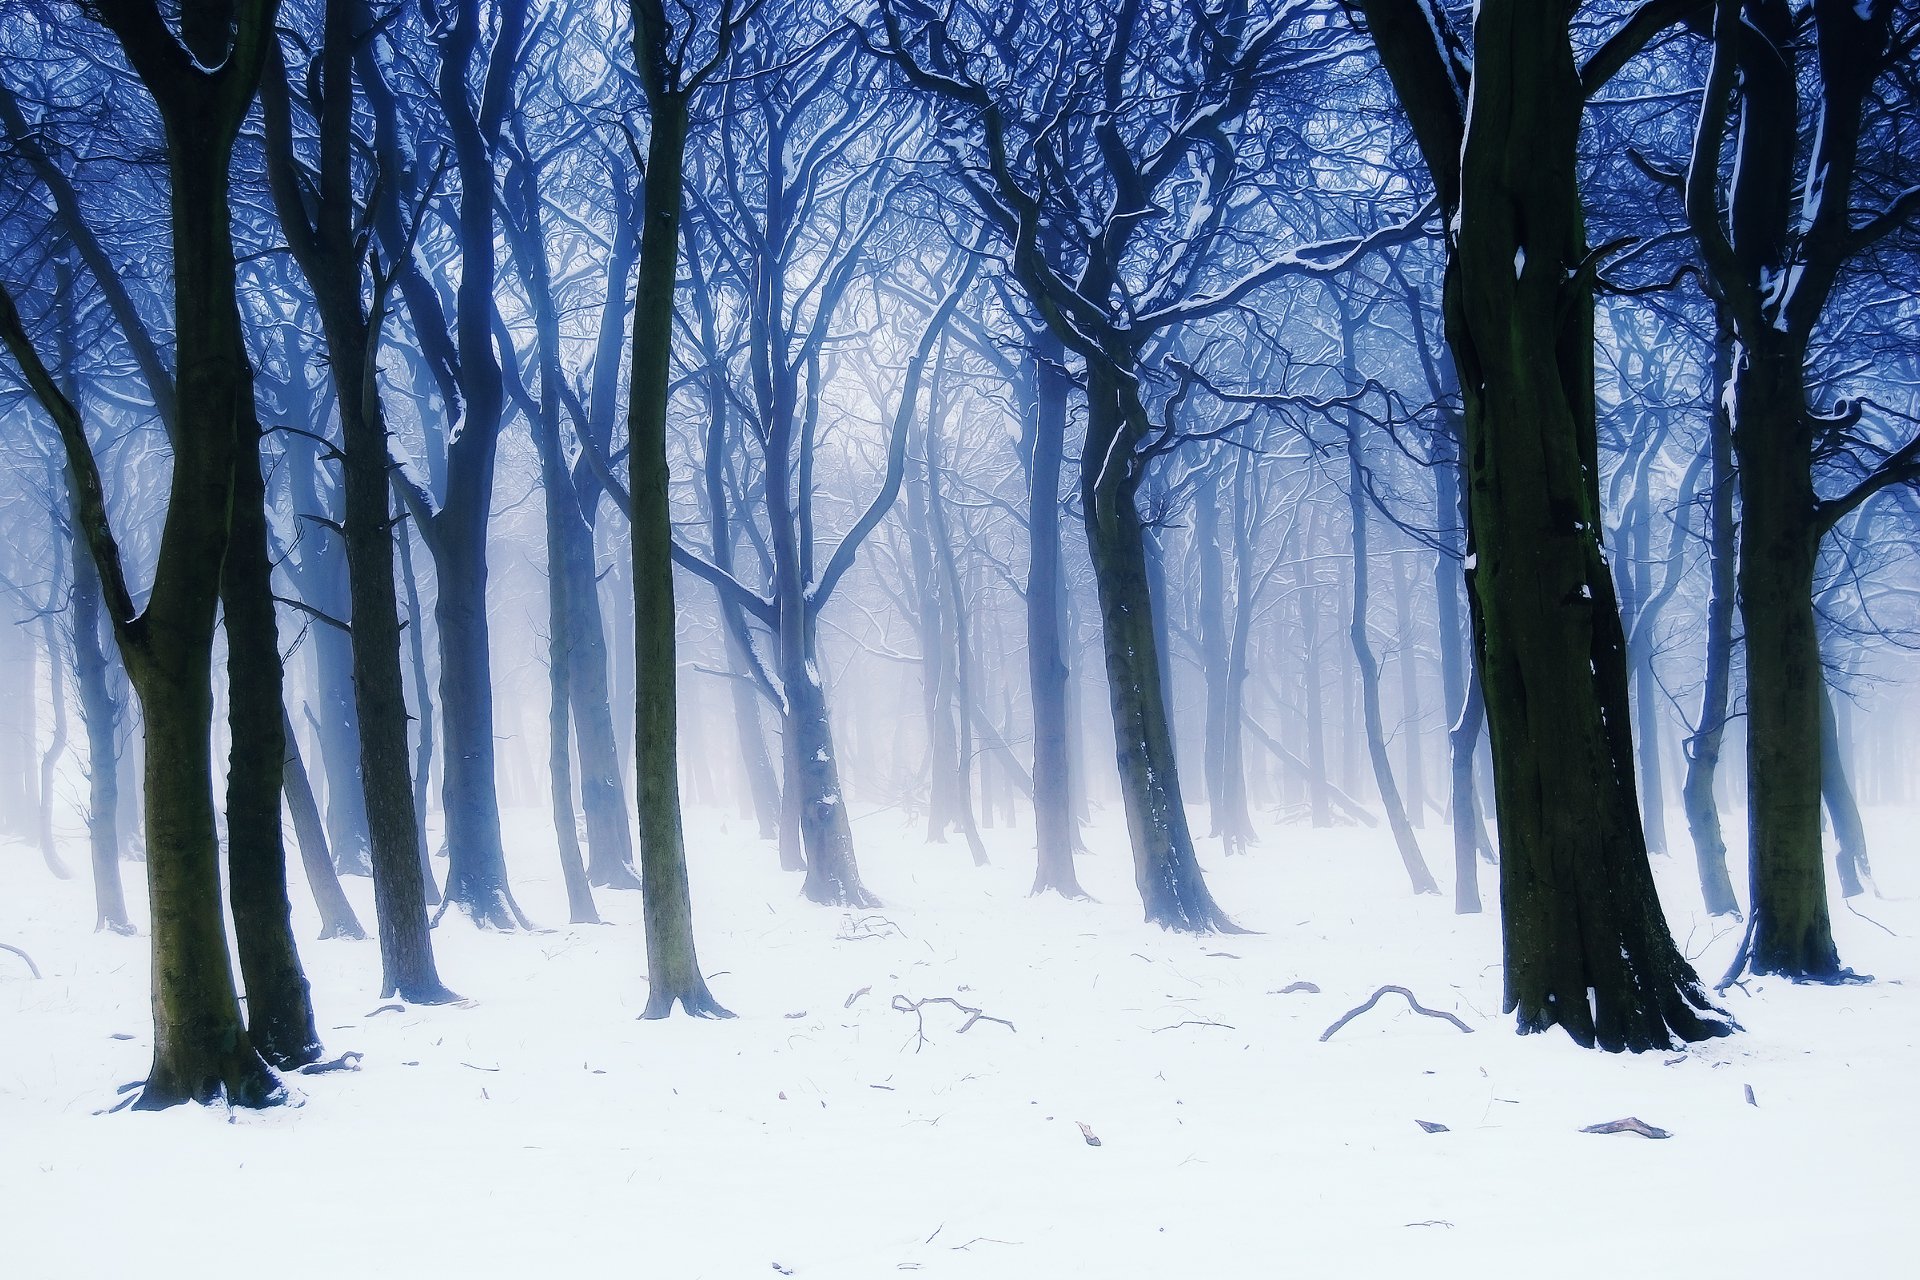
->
(1349, 0, 1731, 1049)
(260, 0, 460, 1000)
(0, 0, 310, 1105)
(1682, 0, 1919, 982)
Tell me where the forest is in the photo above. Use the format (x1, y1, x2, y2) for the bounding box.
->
(2, 0, 1917, 1274)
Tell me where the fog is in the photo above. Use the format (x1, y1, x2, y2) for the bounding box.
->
(2, 0, 1918, 1273)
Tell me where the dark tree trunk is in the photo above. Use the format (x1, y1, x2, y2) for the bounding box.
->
(1, 0, 297, 1101)
(1445, 3, 1724, 1049)
(630, 1, 730, 1016)
(423, 0, 529, 929)
(1081, 366, 1235, 932)
(221, 410, 323, 1070)
(260, 14, 455, 1001)
(1734, 355, 1839, 975)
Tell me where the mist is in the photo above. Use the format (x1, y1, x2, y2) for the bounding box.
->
(2, 1, 1918, 1274)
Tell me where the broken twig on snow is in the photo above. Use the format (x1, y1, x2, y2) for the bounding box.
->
(891, 994, 1016, 1052)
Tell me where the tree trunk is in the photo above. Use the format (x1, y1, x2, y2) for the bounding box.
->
(69, 510, 133, 933)
(1026, 340, 1082, 895)
(221, 417, 323, 1070)
(625, 21, 729, 1015)
(259, 16, 455, 1000)
(281, 709, 366, 940)
(1681, 317, 1741, 917)
(36, 604, 73, 880)
(1081, 366, 1235, 932)
(1821, 683, 1872, 898)
(1341, 365, 1438, 895)
(1448, 1, 1726, 1049)
(1730, 352, 1842, 978)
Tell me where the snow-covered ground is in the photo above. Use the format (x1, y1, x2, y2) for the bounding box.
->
(3, 802, 1915, 1278)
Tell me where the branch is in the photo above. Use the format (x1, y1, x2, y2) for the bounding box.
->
(1318, 985, 1474, 1041)
(809, 234, 984, 610)
(0, 280, 144, 652)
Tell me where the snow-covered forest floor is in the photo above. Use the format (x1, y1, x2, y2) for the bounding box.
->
(4, 804, 1916, 1277)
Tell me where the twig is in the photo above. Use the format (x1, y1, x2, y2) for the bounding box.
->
(1318, 985, 1473, 1042)
(0, 942, 41, 978)
(1845, 899, 1901, 938)
(1151, 1019, 1236, 1033)
(1270, 981, 1320, 995)
(891, 994, 1016, 1052)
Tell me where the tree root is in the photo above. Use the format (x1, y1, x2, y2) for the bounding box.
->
(1318, 985, 1473, 1042)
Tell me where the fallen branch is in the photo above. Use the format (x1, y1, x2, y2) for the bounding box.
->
(1271, 981, 1320, 995)
(891, 994, 1017, 1052)
(1, 942, 41, 978)
(1318, 985, 1474, 1042)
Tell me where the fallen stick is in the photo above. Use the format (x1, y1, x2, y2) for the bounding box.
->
(1318, 985, 1473, 1042)
(891, 994, 1016, 1052)
(0, 942, 41, 979)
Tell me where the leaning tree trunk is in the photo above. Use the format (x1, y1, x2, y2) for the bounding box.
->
(1448, 0, 1726, 1050)
(1081, 366, 1236, 933)
(281, 709, 366, 940)
(1820, 682, 1872, 898)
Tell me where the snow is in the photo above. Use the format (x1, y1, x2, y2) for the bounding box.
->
(4, 803, 1918, 1277)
